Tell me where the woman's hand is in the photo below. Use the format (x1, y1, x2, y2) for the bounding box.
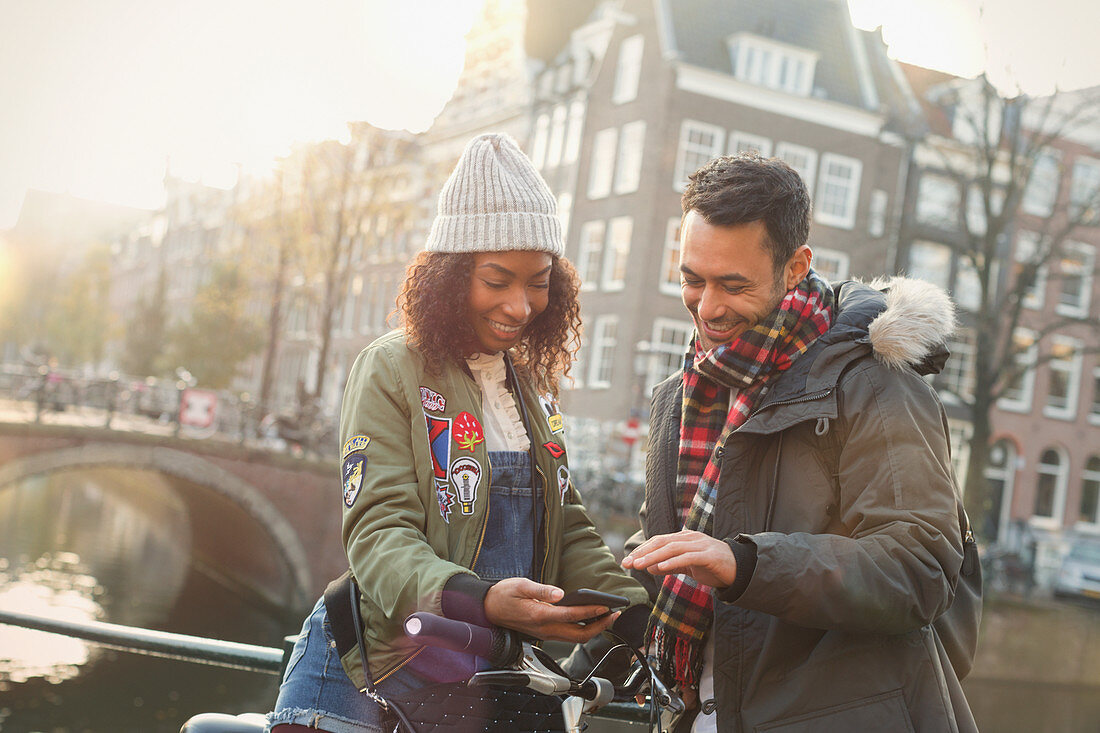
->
(483, 578, 620, 643)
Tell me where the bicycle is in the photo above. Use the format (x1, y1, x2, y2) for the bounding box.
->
(181, 612, 684, 733)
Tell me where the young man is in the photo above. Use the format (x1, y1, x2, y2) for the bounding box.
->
(622, 154, 977, 732)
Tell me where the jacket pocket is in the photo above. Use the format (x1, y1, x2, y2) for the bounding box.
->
(755, 689, 914, 733)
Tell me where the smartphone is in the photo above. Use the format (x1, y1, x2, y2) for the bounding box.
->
(554, 588, 629, 609)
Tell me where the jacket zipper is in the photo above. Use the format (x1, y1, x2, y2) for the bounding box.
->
(745, 387, 833, 421)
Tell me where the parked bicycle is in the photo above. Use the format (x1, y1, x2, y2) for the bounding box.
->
(180, 611, 683, 733)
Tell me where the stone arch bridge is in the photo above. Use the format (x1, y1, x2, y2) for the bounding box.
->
(0, 421, 348, 617)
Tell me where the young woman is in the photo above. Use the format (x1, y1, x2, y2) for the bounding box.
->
(267, 134, 647, 733)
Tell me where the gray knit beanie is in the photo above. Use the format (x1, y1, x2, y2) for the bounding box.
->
(424, 133, 564, 257)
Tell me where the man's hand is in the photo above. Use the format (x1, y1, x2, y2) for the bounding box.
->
(620, 529, 737, 588)
(483, 578, 620, 643)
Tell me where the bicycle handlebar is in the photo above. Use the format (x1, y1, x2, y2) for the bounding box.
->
(403, 612, 520, 668)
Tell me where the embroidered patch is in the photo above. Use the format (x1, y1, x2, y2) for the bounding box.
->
(557, 465, 570, 505)
(450, 457, 482, 516)
(538, 393, 564, 434)
(425, 412, 455, 522)
(342, 454, 366, 508)
(342, 434, 371, 459)
(542, 441, 565, 459)
(453, 411, 485, 452)
(420, 386, 446, 412)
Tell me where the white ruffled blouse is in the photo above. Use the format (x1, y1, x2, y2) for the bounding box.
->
(465, 351, 530, 452)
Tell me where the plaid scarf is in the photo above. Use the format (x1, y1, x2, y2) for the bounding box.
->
(647, 271, 834, 690)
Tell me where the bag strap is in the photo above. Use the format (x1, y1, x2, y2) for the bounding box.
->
(323, 570, 359, 659)
(322, 570, 386, 704)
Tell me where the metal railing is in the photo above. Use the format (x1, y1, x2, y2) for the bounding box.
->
(0, 608, 650, 724)
(0, 362, 338, 458)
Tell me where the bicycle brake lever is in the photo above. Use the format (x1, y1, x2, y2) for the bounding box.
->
(469, 670, 531, 688)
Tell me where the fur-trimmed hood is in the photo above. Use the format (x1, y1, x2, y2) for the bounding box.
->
(865, 277, 956, 372)
(820, 277, 956, 376)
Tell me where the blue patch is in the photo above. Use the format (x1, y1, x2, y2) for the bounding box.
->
(342, 434, 371, 459)
(425, 412, 455, 521)
(342, 454, 366, 508)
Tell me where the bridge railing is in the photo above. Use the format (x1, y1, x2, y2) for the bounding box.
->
(0, 362, 338, 458)
(0, 608, 650, 725)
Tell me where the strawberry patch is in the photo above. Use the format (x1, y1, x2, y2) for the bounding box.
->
(453, 411, 485, 452)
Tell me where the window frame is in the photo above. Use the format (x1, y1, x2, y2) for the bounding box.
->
(611, 34, 645, 104)
(659, 216, 682, 296)
(613, 120, 646, 195)
(587, 127, 619, 200)
(774, 142, 818, 195)
(587, 314, 619, 389)
(999, 328, 1038, 413)
(601, 216, 633, 292)
(1043, 335, 1083, 420)
(674, 120, 725, 192)
(814, 153, 862, 230)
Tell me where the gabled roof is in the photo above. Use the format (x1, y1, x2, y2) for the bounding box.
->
(899, 62, 965, 137)
(658, 0, 888, 112)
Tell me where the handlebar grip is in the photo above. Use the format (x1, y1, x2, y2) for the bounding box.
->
(403, 613, 520, 667)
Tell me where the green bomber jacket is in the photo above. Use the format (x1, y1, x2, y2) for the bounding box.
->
(337, 330, 647, 686)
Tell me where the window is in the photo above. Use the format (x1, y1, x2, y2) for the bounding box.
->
(601, 216, 633, 291)
(614, 121, 646, 195)
(1090, 366, 1100, 426)
(1080, 456, 1100, 526)
(646, 319, 695, 391)
(906, 241, 952, 292)
(576, 220, 605, 290)
(941, 328, 976, 400)
(999, 329, 1037, 412)
(1055, 241, 1094, 317)
(986, 440, 1017, 540)
(868, 189, 889, 238)
(531, 114, 549, 169)
(556, 192, 572, 238)
(587, 315, 619, 388)
(674, 120, 725, 191)
(728, 131, 772, 157)
(1013, 231, 1048, 309)
(946, 420, 972, 483)
(954, 257, 990, 312)
(728, 33, 817, 96)
(966, 185, 1002, 236)
(1033, 447, 1068, 524)
(587, 127, 618, 199)
(1044, 337, 1082, 419)
(1070, 157, 1100, 222)
(916, 174, 961, 228)
(815, 154, 862, 229)
(812, 248, 850, 283)
(563, 100, 585, 164)
(775, 142, 817, 194)
(660, 217, 682, 295)
(612, 34, 644, 104)
(546, 104, 567, 169)
(1023, 148, 1060, 217)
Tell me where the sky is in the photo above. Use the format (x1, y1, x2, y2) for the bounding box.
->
(1, 0, 1098, 230)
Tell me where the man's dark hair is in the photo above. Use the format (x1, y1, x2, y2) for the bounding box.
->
(681, 153, 812, 272)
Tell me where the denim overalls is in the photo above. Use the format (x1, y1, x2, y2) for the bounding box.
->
(268, 451, 544, 733)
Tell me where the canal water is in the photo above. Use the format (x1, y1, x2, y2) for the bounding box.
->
(0, 468, 297, 732)
(3, 468, 1100, 732)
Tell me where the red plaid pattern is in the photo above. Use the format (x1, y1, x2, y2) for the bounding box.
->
(647, 272, 834, 689)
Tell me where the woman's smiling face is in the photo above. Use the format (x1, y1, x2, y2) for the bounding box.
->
(466, 250, 553, 354)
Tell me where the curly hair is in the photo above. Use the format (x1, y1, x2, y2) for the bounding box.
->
(397, 251, 581, 395)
